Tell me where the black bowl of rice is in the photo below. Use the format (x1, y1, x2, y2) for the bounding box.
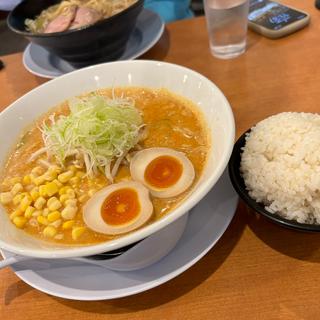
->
(228, 112, 320, 232)
(7, 0, 144, 68)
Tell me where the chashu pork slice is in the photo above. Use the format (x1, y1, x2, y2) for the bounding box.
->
(44, 5, 77, 33)
(70, 7, 102, 29)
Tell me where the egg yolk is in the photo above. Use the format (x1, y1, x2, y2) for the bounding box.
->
(144, 155, 183, 188)
(101, 188, 140, 226)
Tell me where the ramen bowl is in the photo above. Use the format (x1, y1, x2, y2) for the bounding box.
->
(7, 0, 144, 68)
(0, 60, 235, 258)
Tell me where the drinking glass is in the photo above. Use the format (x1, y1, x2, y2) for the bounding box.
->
(204, 0, 250, 59)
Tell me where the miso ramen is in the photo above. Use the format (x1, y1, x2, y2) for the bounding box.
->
(0, 87, 210, 245)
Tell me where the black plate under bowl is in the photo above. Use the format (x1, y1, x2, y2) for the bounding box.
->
(7, 0, 144, 68)
(228, 130, 320, 232)
(88, 240, 142, 260)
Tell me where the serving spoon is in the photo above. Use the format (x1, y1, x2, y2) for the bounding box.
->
(0, 241, 140, 270)
(0, 253, 121, 270)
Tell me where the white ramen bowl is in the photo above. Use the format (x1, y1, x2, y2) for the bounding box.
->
(0, 60, 235, 258)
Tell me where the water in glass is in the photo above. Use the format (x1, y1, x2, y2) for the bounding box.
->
(204, 0, 249, 59)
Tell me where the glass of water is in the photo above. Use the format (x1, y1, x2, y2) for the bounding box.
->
(204, 0, 250, 59)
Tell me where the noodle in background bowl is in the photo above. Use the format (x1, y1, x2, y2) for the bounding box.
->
(0, 60, 235, 258)
(7, 0, 144, 68)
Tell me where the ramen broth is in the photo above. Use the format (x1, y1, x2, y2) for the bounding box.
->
(0, 87, 209, 245)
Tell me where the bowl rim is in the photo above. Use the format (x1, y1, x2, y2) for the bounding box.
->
(7, 0, 144, 37)
(228, 129, 320, 232)
(0, 60, 235, 258)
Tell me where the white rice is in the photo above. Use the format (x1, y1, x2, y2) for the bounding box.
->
(240, 112, 320, 224)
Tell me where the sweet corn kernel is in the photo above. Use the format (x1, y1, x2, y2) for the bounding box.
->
(39, 185, 47, 197)
(47, 211, 61, 222)
(53, 179, 63, 188)
(43, 167, 58, 181)
(25, 206, 35, 218)
(30, 188, 39, 201)
(32, 210, 42, 217)
(49, 165, 62, 174)
(22, 175, 32, 185)
(59, 194, 70, 204)
(43, 208, 50, 216)
(62, 220, 75, 230)
(10, 209, 23, 220)
(47, 197, 62, 211)
(88, 179, 96, 188)
(65, 199, 77, 207)
(67, 165, 77, 172)
(31, 166, 43, 176)
(57, 171, 74, 183)
(47, 196, 58, 206)
(11, 183, 23, 195)
(72, 226, 86, 240)
(33, 176, 45, 186)
(61, 206, 77, 220)
(78, 194, 88, 203)
(45, 182, 59, 197)
(34, 196, 46, 210)
(66, 189, 76, 198)
(13, 216, 27, 228)
(69, 176, 80, 185)
(43, 172, 57, 182)
(31, 186, 39, 192)
(76, 171, 86, 179)
(37, 215, 48, 225)
(25, 184, 34, 192)
(13, 193, 23, 205)
(59, 186, 71, 195)
(43, 226, 57, 238)
(50, 219, 62, 228)
(88, 189, 97, 197)
(0, 192, 13, 205)
(20, 195, 33, 212)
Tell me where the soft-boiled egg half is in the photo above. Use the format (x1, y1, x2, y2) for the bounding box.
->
(83, 181, 153, 235)
(130, 147, 195, 198)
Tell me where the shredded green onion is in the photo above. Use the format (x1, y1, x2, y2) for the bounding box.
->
(40, 94, 143, 180)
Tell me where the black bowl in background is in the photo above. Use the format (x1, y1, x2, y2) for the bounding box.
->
(228, 130, 320, 232)
(7, 0, 144, 68)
